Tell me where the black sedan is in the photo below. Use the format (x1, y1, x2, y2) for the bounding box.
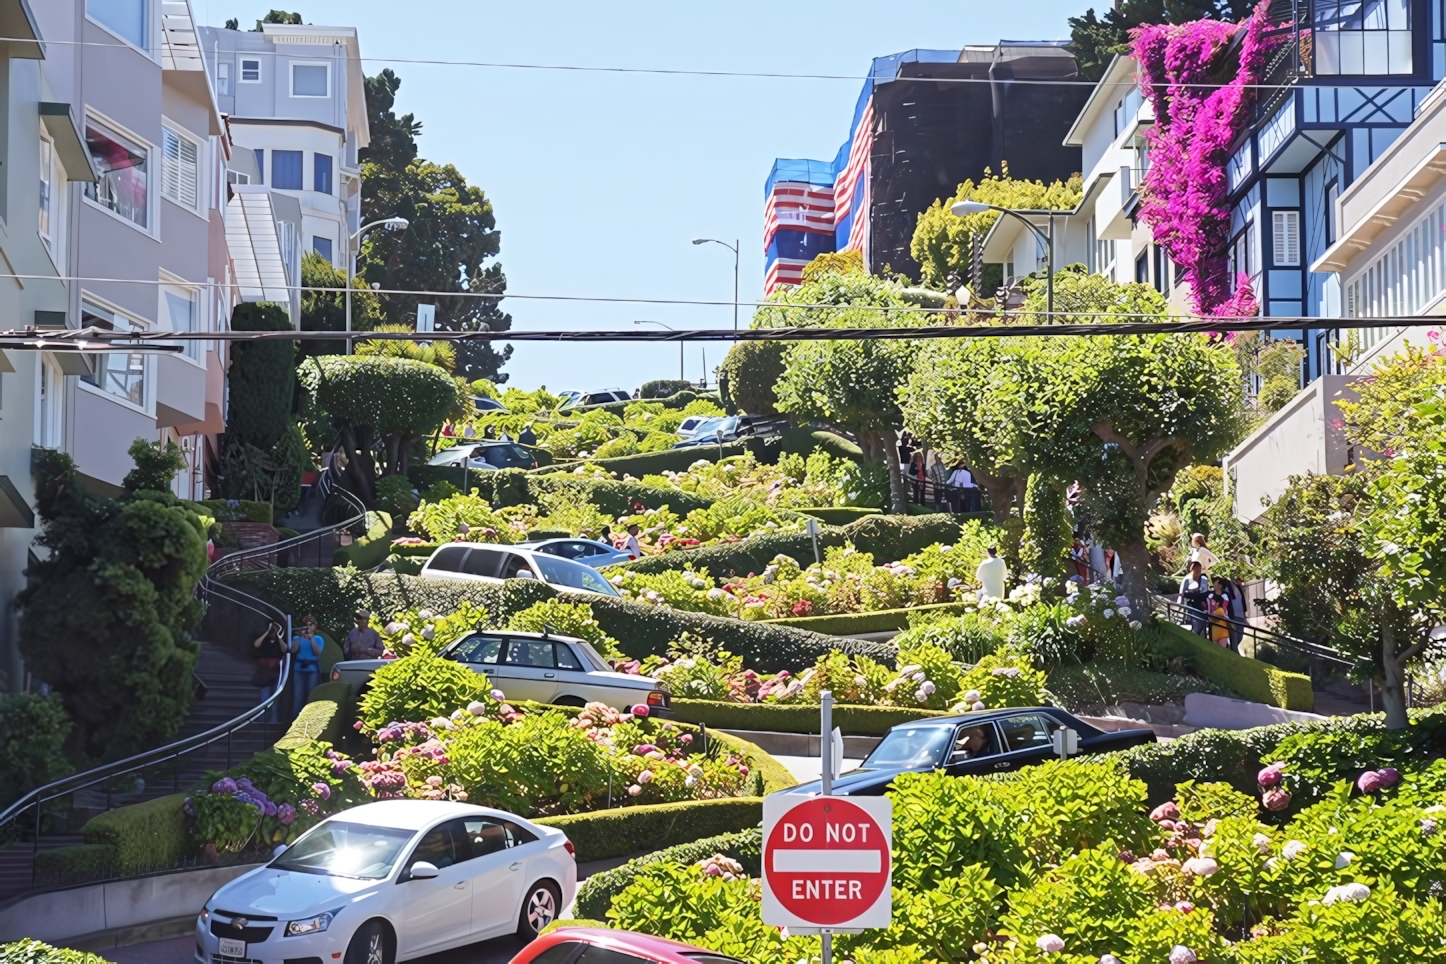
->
(778, 707, 1156, 796)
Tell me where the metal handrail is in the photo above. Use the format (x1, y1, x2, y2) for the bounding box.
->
(207, 486, 368, 579)
(0, 483, 369, 858)
(1152, 592, 1351, 667)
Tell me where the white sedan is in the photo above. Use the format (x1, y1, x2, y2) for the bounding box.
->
(195, 800, 576, 964)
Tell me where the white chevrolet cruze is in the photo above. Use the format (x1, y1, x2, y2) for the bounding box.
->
(195, 800, 576, 964)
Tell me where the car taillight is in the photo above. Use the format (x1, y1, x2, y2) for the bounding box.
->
(647, 690, 667, 707)
(563, 840, 576, 859)
(330, 668, 341, 681)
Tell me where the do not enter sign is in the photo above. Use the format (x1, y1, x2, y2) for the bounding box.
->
(762, 795, 892, 929)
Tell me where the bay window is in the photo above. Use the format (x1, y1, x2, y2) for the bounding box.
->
(84, 121, 149, 229)
(1314, 0, 1414, 75)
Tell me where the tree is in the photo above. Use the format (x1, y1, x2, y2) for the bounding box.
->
(719, 340, 787, 415)
(1021, 262, 1167, 323)
(360, 69, 513, 382)
(299, 355, 466, 504)
(19, 444, 207, 761)
(253, 10, 301, 29)
(764, 269, 923, 513)
(911, 168, 1082, 292)
(356, 324, 457, 372)
(1067, 0, 1259, 81)
(1021, 473, 1071, 583)
(299, 251, 382, 358)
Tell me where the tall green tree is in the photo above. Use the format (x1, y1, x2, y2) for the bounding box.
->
(719, 340, 787, 415)
(359, 69, 512, 382)
(19, 443, 207, 761)
(299, 251, 383, 358)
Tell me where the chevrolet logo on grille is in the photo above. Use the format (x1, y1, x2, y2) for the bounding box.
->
(230, 918, 248, 930)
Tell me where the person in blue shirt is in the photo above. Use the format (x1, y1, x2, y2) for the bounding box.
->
(289, 620, 324, 713)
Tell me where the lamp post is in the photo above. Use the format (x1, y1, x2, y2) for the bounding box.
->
(691, 237, 740, 331)
(345, 217, 410, 353)
(634, 320, 682, 381)
(951, 202, 1055, 320)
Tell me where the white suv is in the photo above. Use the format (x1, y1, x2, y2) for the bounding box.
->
(419, 544, 621, 598)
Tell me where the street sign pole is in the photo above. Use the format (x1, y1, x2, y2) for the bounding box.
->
(806, 517, 821, 565)
(820, 691, 833, 964)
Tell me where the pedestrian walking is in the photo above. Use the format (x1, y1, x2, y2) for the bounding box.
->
(483, 424, 498, 440)
(927, 453, 949, 511)
(976, 545, 1008, 601)
(1070, 531, 1090, 581)
(948, 463, 972, 513)
(623, 524, 642, 559)
(1103, 548, 1124, 589)
(1207, 578, 1233, 648)
(1189, 533, 1220, 573)
(599, 525, 613, 548)
(345, 610, 385, 660)
(1228, 576, 1248, 651)
(289, 620, 324, 712)
(251, 622, 286, 722)
(1178, 561, 1210, 637)
(909, 452, 927, 504)
(463, 423, 476, 439)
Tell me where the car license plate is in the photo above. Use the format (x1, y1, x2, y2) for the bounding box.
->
(218, 937, 246, 958)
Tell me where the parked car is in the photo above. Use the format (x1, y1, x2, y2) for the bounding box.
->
(562, 388, 632, 408)
(514, 537, 636, 567)
(428, 442, 537, 471)
(197, 800, 576, 964)
(330, 629, 672, 713)
(673, 417, 739, 448)
(510, 927, 744, 963)
(472, 395, 506, 411)
(418, 544, 622, 598)
(674, 415, 723, 440)
(777, 707, 1155, 796)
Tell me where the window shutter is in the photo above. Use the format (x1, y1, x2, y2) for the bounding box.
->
(163, 128, 199, 209)
(162, 129, 180, 204)
(1273, 210, 1300, 266)
(178, 137, 198, 208)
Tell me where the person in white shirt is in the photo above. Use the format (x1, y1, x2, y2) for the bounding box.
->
(1189, 533, 1220, 573)
(623, 524, 642, 559)
(975, 545, 1007, 600)
(947, 464, 976, 513)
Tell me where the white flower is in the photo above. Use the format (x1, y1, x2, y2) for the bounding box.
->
(1253, 832, 1271, 855)
(1035, 934, 1065, 953)
(911, 672, 926, 683)
(971, 701, 986, 711)
(1283, 840, 1307, 860)
(384, 621, 406, 636)
(919, 681, 936, 696)
(1335, 851, 1355, 870)
(1323, 882, 1371, 905)
(963, 689, 981, 703)
(1117, 606, 1132, 617)
(1128, 620, 1143, 630)
(1169, 947, 1198, 964)
(1114, 595, 1130, 608)
(1102, 609, 1115, 619)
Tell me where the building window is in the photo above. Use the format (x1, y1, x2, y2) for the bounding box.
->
(314, 152, 333, 195)
(162, 126, 200, 211)
(272, 150, 302, 190)
(1327, 181, 1340, 244)
(1273, 210, 1301, 266)
(1135, 251, 1150, 285)
(84, 121, 149, 229)
(291, 63, 329, 97)
(161, 283, 200, 361)
(240, 58, 261, 82)
(39, 358, 63, 450)
(312, 236, 333, 262)
(1153, 245, 1169, 294)
(226, 169, 250, 186)
(87, 0, 146, 48)
(80, 301, 146, 407)
(1314, 0, 1413, 75)
(253, 148, 265, 184)
(1230, 221, 1257, 286)
(217, 62, 231, 95)
(39, 136, 54, 242)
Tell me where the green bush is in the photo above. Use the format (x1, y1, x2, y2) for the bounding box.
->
(32, 844, 116, 888)
(893, 612, 1005, 664)
(1155, 621, 1313, 710)
(505, 600, 619, 656)
(1269, 711, 1446, 811)
(0, 694, 72, 808)
(403, 468, 714, 517)
(672, 699, 949, 736)
(188, 499, 274, 524)
(744, 426, 863, 464)
(275, 682, 357, 751)
(357, 650, 490, 730)
(765, 601, 970, 635)
(230, 570, 896, 673)
(554, 445, 751, 480)
(574, 827, 761, 919)
(640, 380, 694, 400)
(0, 940, 116, 963)
(708, 731, 796, 793)
(375, 474, 418, 521)
(82, 793, 191, 872)
(331, 511, 393, 569)
(535, 797, 762, 863)
(794, 506, 881, 525)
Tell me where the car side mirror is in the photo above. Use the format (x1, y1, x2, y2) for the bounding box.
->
(273, 844, 287, 859)
(408, 861, 440, 880)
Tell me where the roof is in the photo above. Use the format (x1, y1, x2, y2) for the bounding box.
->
(226, 187, 295, 312)
(261, 23, 371, 148)
(887, 706, 1092, 728)
(330, 800, 496, 831)
(1063, 54, 1140, 147)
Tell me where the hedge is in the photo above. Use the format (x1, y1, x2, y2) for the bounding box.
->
(543, 444, 750, 480)
(795, 506, 880, 525)
(534, 797, 762, 864)
(184, 499, 273, 525)
(405, 468, 715, 517)
(332, 511, 393, 569)
(32, 843, 118, 888)
(672, 699, 950, 736)
(763, 601, 970, 635)
(574, 828, 762, 919)
(744, 427, 863, 463)
(708, 730, 796, 793)
(274, 682, 357, 751)
(1154, 621, 1313, 711)
(227, 570, 898, 673)
(612, 512, 965, 577)
(0, 940, 116, 963)
(81, 792, 191, 872)
(640, 379, 694, 400)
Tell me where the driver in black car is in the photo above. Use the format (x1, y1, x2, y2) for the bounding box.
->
(953, 727, 992, 760)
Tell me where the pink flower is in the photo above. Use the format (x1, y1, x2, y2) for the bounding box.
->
(1357, 770, 1384, 794)
(679, 734, 693, 744)
(632, 704, 651, 718)
(1378, 767, 1401, 788)
(311, 782, 331, 801)
(1181, 857, 1219, 877)
(1169, 947, 1198, 964)
(1257, 765, 1283, 787)
(1262, 787, 1292, 811)
(1150, 802, 1180, 823)
(1035, 934, 1065, 953)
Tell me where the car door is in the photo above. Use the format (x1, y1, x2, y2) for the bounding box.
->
(943, 722, 1009, 777)
(398, 821, 473, 957)
(496, 638, 559, 703)
(992, 713, 1064, 773)
(459, 816, 529, 937)
(449, 633, 506, 686)
(551, 640, 608, 705)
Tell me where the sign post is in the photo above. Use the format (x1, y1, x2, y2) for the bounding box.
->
(805, 517, 821, 565)
(1051, 726, 1079, 762)
(762, 691, 891, 964)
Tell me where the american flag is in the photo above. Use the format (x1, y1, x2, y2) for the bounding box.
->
(763, 183, 836, 247)
(832, 103, 874, 251)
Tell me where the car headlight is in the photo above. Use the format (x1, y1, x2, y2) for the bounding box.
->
(199, 906, 210, 923)
(285, 912, 335, 937)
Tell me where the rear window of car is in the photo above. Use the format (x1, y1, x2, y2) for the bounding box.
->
(462, 548, 503, 577)
(482, 444, 531, 467)
(426, 545, 470, 573)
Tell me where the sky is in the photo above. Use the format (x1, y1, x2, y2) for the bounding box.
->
(210, 0, 1087, 391)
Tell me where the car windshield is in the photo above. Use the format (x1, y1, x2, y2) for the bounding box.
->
(862, 726, 954, 768)
(271, 821, 415, 879)
(532, 555, 621, 596)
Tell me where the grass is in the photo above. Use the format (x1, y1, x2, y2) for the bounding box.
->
(1046, 662, 1234, 712)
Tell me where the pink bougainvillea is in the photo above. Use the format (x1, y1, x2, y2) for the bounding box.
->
(1133, 2, 1283, 318)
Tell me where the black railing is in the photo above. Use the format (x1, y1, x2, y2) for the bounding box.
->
(1152, 593, 1352, 673)
(0, 486, 369, 900)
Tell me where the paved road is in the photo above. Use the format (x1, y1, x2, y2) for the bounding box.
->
(108, 931, 532, 963)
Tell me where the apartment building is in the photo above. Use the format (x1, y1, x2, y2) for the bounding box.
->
(198, 22, 369, 272)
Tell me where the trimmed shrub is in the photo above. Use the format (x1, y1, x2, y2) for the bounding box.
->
(641, 380, 694, 400)
(795, 506, 881, 525)
(0, 694, 72, 808)
(574, 828, 762, 919)
(404, 468, 714, 517)
(32, 844, 116, 888)
(673, 699, 950, 736)
(331, 511, 393, 569)
(745, 426, 863, 464)
(534, 797, 762, 864)
(81, 793, 190, 872)
(187, 499, 274, 525)
(709, 731, 796, 793)
(550, 445, 751, 480)
(0, 940, 116, 963)
(274, 682, 357, 751)
(1154, 622, 1313, 710)
(763, 602, 971, 635)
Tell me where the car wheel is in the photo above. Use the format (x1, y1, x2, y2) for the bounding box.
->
(553, 695, 586, 708)
(344, 920, 393, 964)
(517, 879, 562, 939)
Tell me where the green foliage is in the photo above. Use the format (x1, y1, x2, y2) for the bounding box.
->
(20, 449, 206, 761)
(225, 301, 294, 450)
(1153, 621, 1313, 710)
(122, 439, 187, 493)
(1021, 473, 1071, 582)
(355, 323, 457, 371)
(1044, 661, 1231, 712)
(718, 340, 788, 415)
(535, 798, 762, 864)
(639, 379, 693, 400)
(374, 473, 418, 521)
(357, 650, 491, 730)
(1270, 712, 1446, 811)
(505, 599, 619, 657)
(298, 250, 382, 358)
(0, 940, 116, 963)
(894, 610, 1005, 663)
(1022, 262, 1169, 324)
(360, 68, 512, 381)
(0, 694, 72, 807)
(910, 167, 1083, 291)
(953, 648, 1050, 710)
(575, 827, 761, 919)
(82, 792, 191, 871)
(840, 866, 1003, 962)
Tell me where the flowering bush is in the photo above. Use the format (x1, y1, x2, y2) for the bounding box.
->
(373, 601, 491, 658)
(951, 649, 1049, 712)
(357, 650, 494, 730)
(640, 451, 848, 509)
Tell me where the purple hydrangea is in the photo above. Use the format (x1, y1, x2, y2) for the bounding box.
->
(211, 777, 238, 795)
(277, 804, 296, 826)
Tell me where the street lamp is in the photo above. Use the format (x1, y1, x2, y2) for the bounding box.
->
(634, 320, 683, 381)
(691, 238, 740, 331)
(345, 217, 410, 352)
(951, 201, 1055, 320)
